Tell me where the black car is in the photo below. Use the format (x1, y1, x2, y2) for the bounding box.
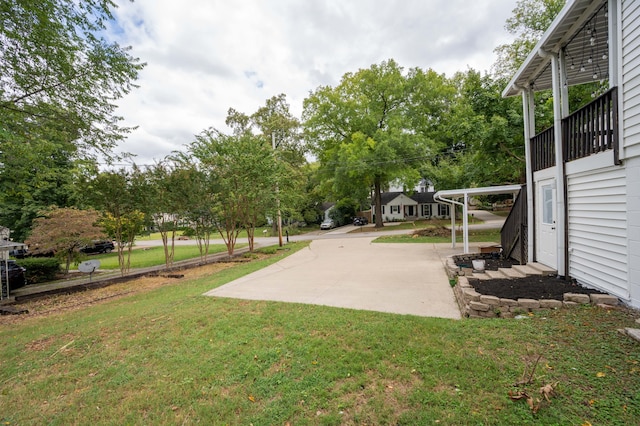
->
(353, 216, 368, 226)
(1, 260, 26, 289)
(80, 241, 115, 254)
(9, 248, 28, 259)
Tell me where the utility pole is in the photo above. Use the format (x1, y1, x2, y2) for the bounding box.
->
(272, 133, 283, 247)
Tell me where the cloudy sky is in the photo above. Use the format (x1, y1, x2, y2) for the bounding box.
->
(107, 0, 518, 165)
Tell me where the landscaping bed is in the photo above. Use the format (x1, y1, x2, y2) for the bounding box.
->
(468, 275, 604, 301)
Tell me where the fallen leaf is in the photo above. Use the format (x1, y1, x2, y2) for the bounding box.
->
(596, 372, 606, 378)
(581, 422, 592, 426)
(526, 397, 534, 410)
(248, 395, 256, 402)
(539, 383, 555, 402)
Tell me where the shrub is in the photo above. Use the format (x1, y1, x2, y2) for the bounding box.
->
(16, 258, 60, 284)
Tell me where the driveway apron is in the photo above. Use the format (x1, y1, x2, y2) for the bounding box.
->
(204, 237, 461, 319)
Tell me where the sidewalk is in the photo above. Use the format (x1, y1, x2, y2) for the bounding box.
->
(4, 247, 251, 303)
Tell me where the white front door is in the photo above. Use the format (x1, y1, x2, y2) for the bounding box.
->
(537, 179, 557, 269)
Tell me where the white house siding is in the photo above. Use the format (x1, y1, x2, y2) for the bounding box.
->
(621, 0, 640, 158)
(566, 164, 629, 299)
(626, 156, 640, 308)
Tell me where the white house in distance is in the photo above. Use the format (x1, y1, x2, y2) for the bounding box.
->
(502, 0, 640, 308)
(375, 191, 450, 222)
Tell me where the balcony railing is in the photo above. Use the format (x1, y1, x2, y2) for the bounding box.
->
(563, 87, 620, 164)
(529, 87, 620, 171)
(531, 127, 556, 172)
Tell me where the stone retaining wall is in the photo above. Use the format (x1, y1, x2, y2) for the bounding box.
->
(444, 254, 620, 318)
(452, 276, 619, 318)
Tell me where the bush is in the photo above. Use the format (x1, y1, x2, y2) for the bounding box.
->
(180, 227, 196, 237)
(16, 258, 60, 284)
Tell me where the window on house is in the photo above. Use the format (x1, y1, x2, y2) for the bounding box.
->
(438, 204, 449, 216)
(382, 205, 385, 215)
(390, 205, 400, 214)
(422, 204, 432, 217)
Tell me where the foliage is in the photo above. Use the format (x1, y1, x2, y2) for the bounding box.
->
(425, 70, 526, 189)
(25, 207, 106, 273)
(190, 130, 282, 254)
(87, 168, 148, 275)
(144, 161, 194, 268)
(493, 0, 566, 79)
(0, 135, 85, 241)
(304, 59, 454, 227)
(16, 257, 60, 284)
(0, 0, 144, 156)
(329, 198, 358, 226)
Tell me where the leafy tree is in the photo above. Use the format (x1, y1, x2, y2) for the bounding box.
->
(493, 0, 566, 79)
(303, 59, 454, 227)
(190, 130, 285, 254)
(86, 168, 148, 275)
(0, 133, 82, 241)
(145, 161, 193, 268)
(0, 0, 144, 155)
(426, 70, 526, 189)
(25, 207, 106, 273)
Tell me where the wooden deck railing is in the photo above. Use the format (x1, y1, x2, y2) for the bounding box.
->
(531, 127, 556, 172)
(529, 87, 620, 171)
(500, 185, 527, 264)
(563, 87, 620, 164)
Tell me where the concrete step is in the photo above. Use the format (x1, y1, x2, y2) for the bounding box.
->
(471, 272, 494, 280)
(527, 262, 557, 276)
(499, 267, 526, 278)
(484, 270, 508, 279)
(512, 264, 544, 276)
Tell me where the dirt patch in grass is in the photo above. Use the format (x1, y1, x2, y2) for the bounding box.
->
(0, 262, 237, 325)
(413, 226, 451, 238)
(468, 275, 604, 300)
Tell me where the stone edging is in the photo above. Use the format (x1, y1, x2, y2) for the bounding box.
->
(444, 254, 620, 319)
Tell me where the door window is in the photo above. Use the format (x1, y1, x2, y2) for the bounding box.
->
(542, 185, 554, 225)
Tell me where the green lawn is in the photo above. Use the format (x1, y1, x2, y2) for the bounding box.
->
(375, 228, 501, 244)
(1, 242, 639, 424)
(73, 244, 240, 270)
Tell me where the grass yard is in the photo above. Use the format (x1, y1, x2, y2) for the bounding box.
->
(74, 244, 238, 270)
(1, 242, 639, 424)
(375, 228, 501, 244)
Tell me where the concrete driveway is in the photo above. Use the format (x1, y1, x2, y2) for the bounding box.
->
(204, 237, 461, 319)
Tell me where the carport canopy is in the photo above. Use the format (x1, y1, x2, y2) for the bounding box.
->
(434, 185, 522, 253)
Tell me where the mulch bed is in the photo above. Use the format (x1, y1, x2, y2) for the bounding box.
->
(468, 275, 604, 300)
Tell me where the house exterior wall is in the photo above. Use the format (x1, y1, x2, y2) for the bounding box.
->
(565, 153, 629, 299)
(380, 194, 417, 222)
(621, 0, 640, 159)
(626, 155, 640, 307)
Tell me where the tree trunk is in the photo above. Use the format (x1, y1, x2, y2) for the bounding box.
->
(374, 177, 384, 228)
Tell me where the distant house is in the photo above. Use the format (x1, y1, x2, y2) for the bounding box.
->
(375, 192, 450, 222)
(320, 202, 335, 221)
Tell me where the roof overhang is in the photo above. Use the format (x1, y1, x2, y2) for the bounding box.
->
(502, 0, 609, 97)
(434, 185, 522, 253)
(434, 184, 522, 199)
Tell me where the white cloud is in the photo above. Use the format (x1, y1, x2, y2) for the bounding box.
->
(108, 0, 517, 165)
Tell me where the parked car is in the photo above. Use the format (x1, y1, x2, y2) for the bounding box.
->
(1, 260, 26, 289)
(9, 248, 28, 259)
(353, 216, 368, 226)
(80, 241, 115, 254)
(320, 219, 335, 230)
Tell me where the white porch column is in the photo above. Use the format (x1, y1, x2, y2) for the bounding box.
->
(521, 88, 535, 263)
(551, 52, 567, 277)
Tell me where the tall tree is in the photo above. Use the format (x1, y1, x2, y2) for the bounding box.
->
(190, 129, 285, 254)
(426, 70, 526, 189)
(493, 0, 566, 78)
(0, 0, 144, 155)
(303, 59, 453, 227)
(86, 168, 147, 275)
